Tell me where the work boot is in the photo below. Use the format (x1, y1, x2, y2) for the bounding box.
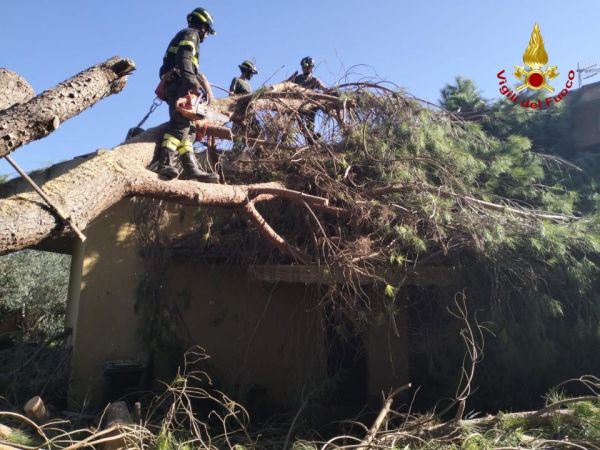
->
(179, 152, 219, 183)
(157, 148, 180, 180)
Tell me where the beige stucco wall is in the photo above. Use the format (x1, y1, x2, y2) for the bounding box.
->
(69, 200, 146, 407)
(70, 199, 409, 410)
(167, 264, 327, 408)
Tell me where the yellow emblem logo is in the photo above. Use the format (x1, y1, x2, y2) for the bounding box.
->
(513, 24, 559, 93)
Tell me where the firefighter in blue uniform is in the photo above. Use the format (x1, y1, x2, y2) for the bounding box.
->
(157, 7, 219, 183)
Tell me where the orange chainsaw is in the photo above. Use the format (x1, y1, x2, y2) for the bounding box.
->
(175, 93, 232, 142)
(175, 93, 229, 124)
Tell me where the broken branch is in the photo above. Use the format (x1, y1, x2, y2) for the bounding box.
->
(0, 56, 135, 158)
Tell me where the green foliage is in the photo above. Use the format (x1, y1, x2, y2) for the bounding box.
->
(0, 250, 69, 340)
(461, 434, 491, 450)
(135, 271, 185, 367)
(482, 96, 572, 154)
(384, 283, 396, 298)
(155, 430, 194, 450)
(498, 399, 600, 446)
(440, 76, 487, 113)
(571, 401, 600, 441)
(132, 201, 186, 376)
(347, 76, 600, 413)
(5, 428, 39, 447)
(0, 249, 70, 407)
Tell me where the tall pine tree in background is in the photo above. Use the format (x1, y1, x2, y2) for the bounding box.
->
(409, 76, 600, 411)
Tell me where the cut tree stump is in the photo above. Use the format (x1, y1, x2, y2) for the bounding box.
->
(23, 396, 49, 424)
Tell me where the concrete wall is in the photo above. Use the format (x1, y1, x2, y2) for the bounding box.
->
(571, 82, 600, 149)
(69, 199, 409, 411)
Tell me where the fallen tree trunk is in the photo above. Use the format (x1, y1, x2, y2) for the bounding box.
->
(377, 408, 589, 449)
(0, 125, 329, 256)
(0, 56, 135, 158)
(0, 78, 341, 257)
(233, 82, 346, 113)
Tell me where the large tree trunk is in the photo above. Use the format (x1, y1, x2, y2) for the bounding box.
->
(0, 80, 340, 257)
(0, 57, 135, 158)
(0, 124, 336, 257)
(0, 126, 273, 253)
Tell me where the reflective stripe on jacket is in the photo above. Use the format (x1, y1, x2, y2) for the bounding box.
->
(159, 27, 200, 87)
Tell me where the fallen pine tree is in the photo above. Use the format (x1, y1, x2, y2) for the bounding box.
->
(2, 67, 600, 447)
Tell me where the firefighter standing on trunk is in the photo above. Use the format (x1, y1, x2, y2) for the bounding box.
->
(287, 56, 327, 92)
(229, 60, 259, 96)
(156, 7, 219, 183)
(287, 56, 327, 141)
(229, 60, 259, 151)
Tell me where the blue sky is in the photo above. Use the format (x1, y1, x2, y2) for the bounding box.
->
(1, 0, 599, 177)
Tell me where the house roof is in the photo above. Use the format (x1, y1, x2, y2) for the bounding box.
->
(0, 151, 99, 198)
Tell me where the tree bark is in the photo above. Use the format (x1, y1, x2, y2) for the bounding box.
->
(0, 125, 329, 256)
(0, 57, 135, 158)
(0, 80, 337, 257)
(0, 68, 35, 110)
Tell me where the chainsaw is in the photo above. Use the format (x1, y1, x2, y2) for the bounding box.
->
(175, 93, 230, 125)
(175, 93, 233, 142)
